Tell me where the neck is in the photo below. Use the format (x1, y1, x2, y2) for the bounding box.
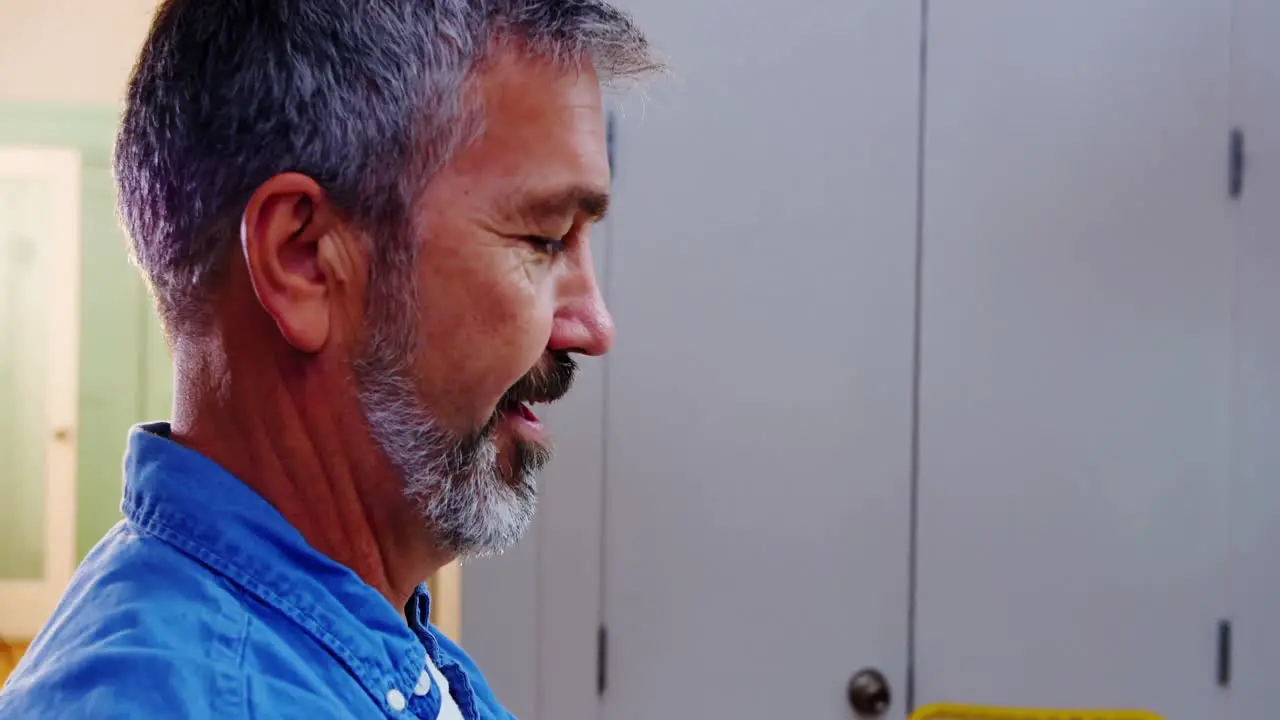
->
(167, 327, 451, 611)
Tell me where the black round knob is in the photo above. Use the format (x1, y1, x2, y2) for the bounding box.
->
(846, 668, 891, 717)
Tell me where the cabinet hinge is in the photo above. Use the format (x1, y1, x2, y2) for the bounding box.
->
(1229, 128, 1245, 199)
(596, 623, 608, 696)
(606, 111, 618, 178)
(1217, 619, 1232, 688)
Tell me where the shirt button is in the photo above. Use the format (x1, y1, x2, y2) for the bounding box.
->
(386, 688, 407, 712)
(414, 669, 432, 697)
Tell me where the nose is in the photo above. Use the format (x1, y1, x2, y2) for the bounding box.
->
(549, 242, 614, 357)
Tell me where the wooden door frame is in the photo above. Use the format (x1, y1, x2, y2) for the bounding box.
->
(429, 562, 462, 641)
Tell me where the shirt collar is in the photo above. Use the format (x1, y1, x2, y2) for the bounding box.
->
(121, 422, 430, 705)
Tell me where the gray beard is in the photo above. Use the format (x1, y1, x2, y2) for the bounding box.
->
(352, 323, 543, 561)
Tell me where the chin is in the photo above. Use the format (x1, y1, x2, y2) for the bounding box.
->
(404, 424, 551, 560)
(357, 352, 567, 557)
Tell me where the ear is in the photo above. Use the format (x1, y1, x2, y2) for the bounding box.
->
(240, 173, 355, 353)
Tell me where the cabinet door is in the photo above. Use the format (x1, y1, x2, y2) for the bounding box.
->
(461, 209, 614, 720)
(601, 2, 922, 718)
(1226, 0, 1280, 717)
(916, 2, 1233, 718)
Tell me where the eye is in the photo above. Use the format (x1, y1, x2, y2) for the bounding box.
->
(524, 235, 567, 256)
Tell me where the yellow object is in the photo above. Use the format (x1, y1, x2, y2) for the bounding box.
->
(910, 704, 1164, 720)
(0, 640, 29, 686)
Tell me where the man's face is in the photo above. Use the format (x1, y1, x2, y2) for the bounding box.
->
(355, 51, 614, 558)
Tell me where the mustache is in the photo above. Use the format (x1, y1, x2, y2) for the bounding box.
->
(500, 351, 578, 408)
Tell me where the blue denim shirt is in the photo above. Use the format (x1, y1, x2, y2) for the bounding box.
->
(0, 423, 514, 719)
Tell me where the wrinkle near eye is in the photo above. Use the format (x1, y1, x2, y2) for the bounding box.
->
(502, 245, 549, 290)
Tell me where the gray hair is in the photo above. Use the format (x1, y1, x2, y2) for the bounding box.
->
(114, 0, 661, 336)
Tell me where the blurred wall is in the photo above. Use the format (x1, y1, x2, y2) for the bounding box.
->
(0, 0, 158, 104)
(0, 0, 168, 587)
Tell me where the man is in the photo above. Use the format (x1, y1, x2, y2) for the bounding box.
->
(0, 1, 660, 717)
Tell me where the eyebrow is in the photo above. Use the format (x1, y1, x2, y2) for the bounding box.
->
(514, 184, 611, 225)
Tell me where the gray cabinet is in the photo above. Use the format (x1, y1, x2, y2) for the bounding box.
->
(601, 1, 921, 718)
(1226, 0, 1280, 718)
(463, 2, 1279, 719)
(917, 2, 1234, 717)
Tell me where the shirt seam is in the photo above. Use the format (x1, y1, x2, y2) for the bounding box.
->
(213, 587, 252, 718)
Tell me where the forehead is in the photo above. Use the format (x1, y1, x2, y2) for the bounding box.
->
(443, 50, 610, 197)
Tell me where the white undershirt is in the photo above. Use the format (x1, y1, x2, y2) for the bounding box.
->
(425, 654, 464, 720)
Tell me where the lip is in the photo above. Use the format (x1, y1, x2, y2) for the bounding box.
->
(517, 402, 540, 422)
(500, 401, 547, 442)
